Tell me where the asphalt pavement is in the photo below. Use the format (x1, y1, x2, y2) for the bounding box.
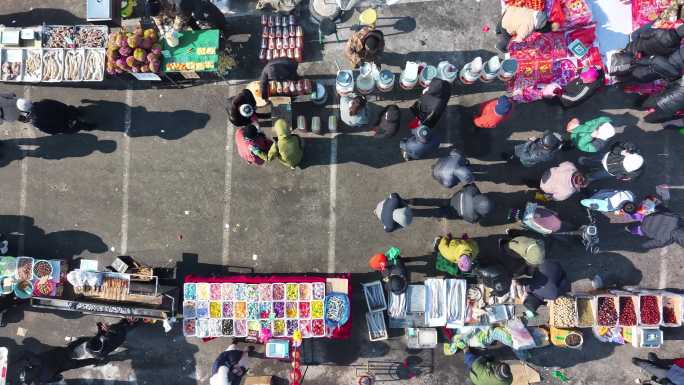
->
(0, 0, 683, 384)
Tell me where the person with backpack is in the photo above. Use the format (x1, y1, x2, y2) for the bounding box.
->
(409, 78, 452, 128)
(399, 125, 440, 161)
(463, 348, 514, 385)
(227, 89, 258, 128)
(374, 193, 413, 232)
(520, 260, 570, 313)
(539, 161, 588, 201)
(431, 149, 474, 188)
(434, 233, 479, 276)
(268, 119, 303, 169)
(578, 141, 644, 183)
(371, 104, 400, 138)
(210, 344, 249, 385)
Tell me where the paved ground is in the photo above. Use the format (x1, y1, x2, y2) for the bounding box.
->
(0, 0, 683, 384)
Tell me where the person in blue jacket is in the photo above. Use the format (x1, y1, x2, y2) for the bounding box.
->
(399, 125, 440, 161)
(374, 193, 413, 232)
(431, 149, 474, 188)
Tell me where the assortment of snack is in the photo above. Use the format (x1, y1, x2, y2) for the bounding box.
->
(16, 257, 33, 281)
(42, 49, 64, 81)
(576, 297, 594, 327)
(1, 60, 21, 81)
(44, 26, 76, 48)
(75, 26, 107, 48)
(33, 260, 52, 278)
(619, 297, 637, 326)
(23, 50, 42, 81)
(63, 49, 84, 81)
(551, 296, 577, 328)
(597, 296, 618, 326)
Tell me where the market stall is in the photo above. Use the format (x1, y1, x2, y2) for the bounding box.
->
(0, 24, 107, 83)
(27, 256, 177, 322)
(160, 29, 225, 84)
(182, 274, 352, 341)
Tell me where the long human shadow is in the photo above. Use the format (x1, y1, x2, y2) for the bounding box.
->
(0, 133, 116, 168)
(0, 8, 84, 26)
(75, 99, 210, 140)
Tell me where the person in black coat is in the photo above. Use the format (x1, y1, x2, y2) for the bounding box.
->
(448, 183, 493, 224)
(616, 45, 684, 84)
(259, 58, 299, 101)
(18, 339, 101, 384)
(28, 99, 94, 135)
(627, 210, 684, 249)
(399, 125, 440, 161)
(374, 193, 412, 232)
(642, 78, 684, 123)
(520, 261, 570, 312)
(503, 130, 562, 167)
(431, 149, 474, 188)
(372, 104, 400, 138)
(560, 66, 604, 108)
(228, 89, 257, 128)
(578, 141, 644, 183)
(409, 79, 451, 128)
(381, 256, 409, 294)
(627, 22, 684, 57)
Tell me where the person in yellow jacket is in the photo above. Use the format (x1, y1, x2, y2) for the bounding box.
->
(267, 119, 304, 169)
(435, 233, 479, 275)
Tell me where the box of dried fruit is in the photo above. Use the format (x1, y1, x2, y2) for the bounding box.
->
(618, 295, 639, 327)
(549, 296, 577, 328)
(575, 295, 594, 328)
(638, 294, 662, 327)
(23, 49, 42, 82)
(660, 293, 682, 327)
(595, 295, 619, 327)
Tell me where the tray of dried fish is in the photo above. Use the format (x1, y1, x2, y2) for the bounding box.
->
(425, 278, 447, 327)
(83, 49, 105, 81)
(446, 279, 467, 328)
(42, 49, 64, 82)
(23, 49, 42, 82)
(1, 49, 23, 82)
(43, 25, 76, 48)
(63, 49, 84, 81)
(74, 25, 108, 48)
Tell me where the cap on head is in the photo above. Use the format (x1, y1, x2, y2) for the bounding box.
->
(623, 153, 644, 172)
(494, 96, 512, 115)
(392, 206, 413, 227)
(541, 132, 561, 150)
(473, 195, 493, 216)
(457, 255, 472, 272)
(495, 363, 513, 380)
(16, 98, 32, 113)
(389, 275, 407, 294)
(595, 122, 616, 140)
(364, 35, 380, 52)
(274, 118, 288, 136)
(239, 104, 254, 118)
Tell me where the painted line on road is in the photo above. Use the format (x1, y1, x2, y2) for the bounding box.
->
(120, 88, 132, 255)
(17, 86, 32, 255)
(222, 96, 236, 266)
(328, 132, 338, 273)
(658, 250, 668, 289)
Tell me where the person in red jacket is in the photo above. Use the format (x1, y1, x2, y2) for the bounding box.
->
(235, 125, 271, 166)
(473, 96, 513, 129)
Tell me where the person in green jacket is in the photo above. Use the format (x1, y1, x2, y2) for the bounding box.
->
(565, 117, 616, 153)
(464, 348, 513, 385)
(268, 118, 304, 169)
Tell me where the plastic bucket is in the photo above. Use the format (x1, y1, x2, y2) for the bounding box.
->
(356, 74, 375, 94)
(376, 70, 395, 92)
(418, 65, 437, 88)
(400, 61, 419, 90)
(335, 70, 354, 96)
(312, 82, 328, 105)
(437, 61, 458, 83)
(480, 56, 501, 83)
(459, 57, 482, 84)
(498, 59, 518, 81)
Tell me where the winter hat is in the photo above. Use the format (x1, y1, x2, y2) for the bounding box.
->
(389, 275, 407, 294)
(274, 118, 288, 136)
(365, 35, 380, 52)
(392, 206, 413, 228)
(239, 104, 254, 118)
(415, 125, 430, 143)
(595, 122, 616, 141)
(494, 96, 512, 115)
(473, 195, 493, 216)
(580, 66, 600, 84)
(541, 132, 562, 149)
(16, 98, 32, 113)
(623, 153, 644, 172)
(457, 254, 472, 272)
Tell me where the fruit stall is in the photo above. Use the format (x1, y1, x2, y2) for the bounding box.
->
(159, 29, 226, 85)
(182, 274, 351, 341)
(106, 25, 163, 81)
(0, 24, 107, 82)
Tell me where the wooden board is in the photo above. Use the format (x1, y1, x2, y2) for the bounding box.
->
(510, 363, 541, 385)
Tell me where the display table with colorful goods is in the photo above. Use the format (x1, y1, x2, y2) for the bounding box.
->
(0, 256, 66, 299)
(0, 25, 107, 83)
(182, 274, 351, 340)
(29, 258, 177, 322)
(160, 29, 227, 84)
(106, 26, 163, 80)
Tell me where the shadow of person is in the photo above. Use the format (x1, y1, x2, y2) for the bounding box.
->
(79, 99, 210, 140)
(0, 9, 84, 26)
(0, 133, 117, 168)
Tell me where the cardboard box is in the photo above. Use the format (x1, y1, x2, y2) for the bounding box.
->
(244, 376, 272, 385)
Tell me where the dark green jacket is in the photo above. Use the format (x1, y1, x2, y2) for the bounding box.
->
(469, 357, 513, 385)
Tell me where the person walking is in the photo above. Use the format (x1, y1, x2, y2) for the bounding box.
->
(626, 210, 684, 249)
(235, 125, 271, 165)
(463, 348, 514, 385)
(431, 149, 474, 188)
(210, 343, 250, 385)
(259, 57, 299, 101)
(448, 183, 494, 224)
(228, 89, 258, 128)
(434, 233, 479, 276)
(18, 339, 102, 384)
(578, 141, 644, 183)
(374, 193, 412, 232)
(539, 161, 588, 201)
(502, 130, 562, 167)
(268, 119, 303, 169)
(410, 78, 452, 128)
(565, 117, 616, 153)
(345, 26, 385, 68)
(473, 96, 513, 129)
(632, 354, 684, 385)
(399, 125, 440, 161)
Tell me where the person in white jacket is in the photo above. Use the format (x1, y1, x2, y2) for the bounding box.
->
(210, 344, 250, 385)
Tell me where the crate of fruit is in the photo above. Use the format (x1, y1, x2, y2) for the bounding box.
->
(575, 295, 594, 328)
(549, 296, 577, 328)
(638, 294, 662, 327)
(618, 295, 638, 327)
(595, 295, 619, 327)
(661, 293, 683, 327)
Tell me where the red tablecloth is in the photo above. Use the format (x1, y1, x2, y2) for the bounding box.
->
(184, 274, 352, 340)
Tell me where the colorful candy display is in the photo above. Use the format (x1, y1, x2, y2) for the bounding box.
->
(210, 283, 221, 300)
(312, 282, 325, 300)
(210, 301, 222, 318)
(259, 283, 272, 301)
(221, 283, 235, 300)
(274, 302, 285, 318)
(597, 297, 617, 326)
(222, 301, 233, 318)
(286, 302, 298, 318)
(196, 283, 210, 300)
(286, 283, 299, 301)
(273, 283, 285, 300)
(311, 300, 324, 319)
(299, 302, 311, 319)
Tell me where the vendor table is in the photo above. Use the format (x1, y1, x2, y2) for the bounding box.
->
(161, 29, 226, 85)
(183, 274, 352, 340)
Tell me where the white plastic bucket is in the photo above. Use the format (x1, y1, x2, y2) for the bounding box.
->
(418, 65, 437, 88)
(376, 69, 395, 92)
(459, 57, 482, 84)
(498, 59, 518, 81)
(400, 61, 419, 90)
(480, 56, 501, 83)
(437, 61, 458, 83)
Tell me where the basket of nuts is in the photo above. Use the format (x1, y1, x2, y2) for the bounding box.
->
(550, 296, 578, 328)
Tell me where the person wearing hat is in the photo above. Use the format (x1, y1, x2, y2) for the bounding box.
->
(565, 116, 616, 153)
(500, 232, 546, 277)
(369, 249, 409, 295)
(520, 260, 570, 313)
(399, 125, 440, 161)
(473, 96, 513, 129)
(372, 104, 400, 138)
(340, 93, 370, 128)
(374, 193, 412, 233)
(259, 57, 299, 101)
(448, 183, 494, 224)
(435, 233, 479, 276)
(503, 130, 563, 168)
(431, 149, 474, 188)
(410, 78, 452, 128)
(539, 161, 588, 201)
(578, 141, 644, 183)
(345, 26, 385, 68)
(228, 89, 258, 128)
(559, 66, 603, 108)
(626, 209, 684, 249)
(463, 347, 513, 385)
(268, 119, 303, 169)
(210, 343, 249, 385)
(0, 93, 31, 124)
(235, 124, 271, 166)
